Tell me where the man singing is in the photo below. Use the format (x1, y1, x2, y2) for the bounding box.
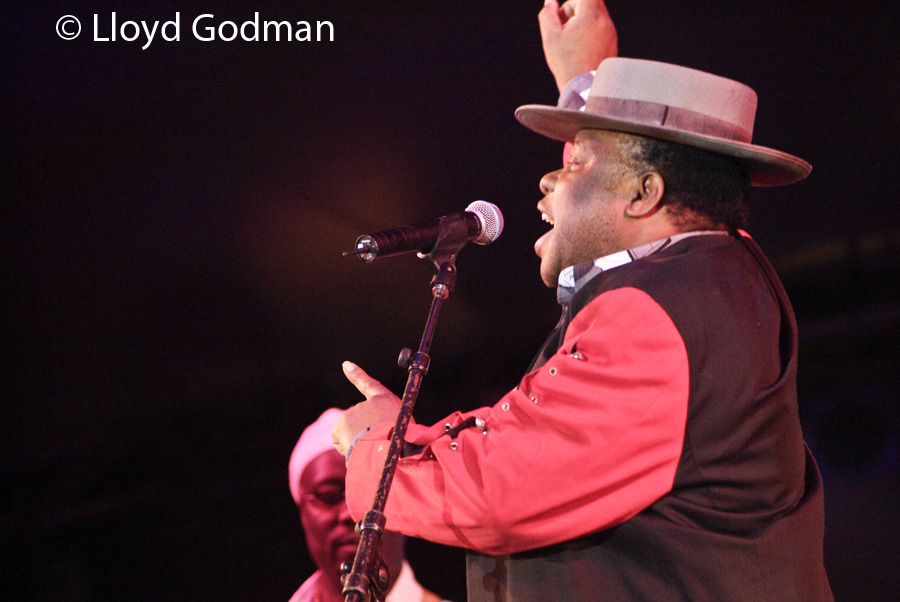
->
(331, 2, 833, 600)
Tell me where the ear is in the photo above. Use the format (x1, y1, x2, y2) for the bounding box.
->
(624, 172, 664, 219)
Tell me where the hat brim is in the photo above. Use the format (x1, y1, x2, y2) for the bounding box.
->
(515, 104, 811, 187)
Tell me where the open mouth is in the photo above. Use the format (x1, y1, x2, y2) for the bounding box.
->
(534, 212, 555, 259)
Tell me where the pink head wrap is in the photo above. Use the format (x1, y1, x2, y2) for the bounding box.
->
(288, 407, 347, 505)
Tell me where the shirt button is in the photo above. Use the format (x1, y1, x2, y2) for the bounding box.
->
(501, 402, 510, 411)
(449, 442, 458, 451)
(571, 352, 585, 361)
(531, 396, 538, 404)
(548, 367, 557, 375)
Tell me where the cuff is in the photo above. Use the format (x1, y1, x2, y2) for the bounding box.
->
(344, 426, 373, 466)
(558, 71, 595, 111)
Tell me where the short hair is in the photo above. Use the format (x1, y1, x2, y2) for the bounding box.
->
(621, 134, 751, 230)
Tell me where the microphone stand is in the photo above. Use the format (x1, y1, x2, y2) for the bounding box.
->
(341, 215, 474, 602)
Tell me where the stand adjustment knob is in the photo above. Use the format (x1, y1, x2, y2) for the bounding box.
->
(398, 347, 413, 368)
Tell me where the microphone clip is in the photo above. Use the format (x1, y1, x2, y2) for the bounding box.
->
(420, 213, 472, 272)
(419, 215, 470, 295)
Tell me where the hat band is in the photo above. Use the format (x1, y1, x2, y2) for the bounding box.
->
(584, 96, 753, 144)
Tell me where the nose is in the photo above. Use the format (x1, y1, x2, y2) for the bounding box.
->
(540, 169, 561, 196)
(337, 500, 353, 525)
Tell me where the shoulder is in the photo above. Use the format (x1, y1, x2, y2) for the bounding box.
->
(420, 589, 449, 602)
(287, 570, 321, 602)
(588, 234, 762, 304)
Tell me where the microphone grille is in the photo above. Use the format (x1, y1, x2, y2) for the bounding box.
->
(465, 201, 504, 245)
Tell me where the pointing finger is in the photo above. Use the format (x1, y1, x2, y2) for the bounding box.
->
(342, 361, 393, 399)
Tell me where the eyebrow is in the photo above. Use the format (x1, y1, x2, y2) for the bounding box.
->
(309, 478, 344, 490)
(572, 135, 596, 153)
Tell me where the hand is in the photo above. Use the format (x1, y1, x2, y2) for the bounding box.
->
(332, 362, 402, 456)
(539, 0, 618, 92)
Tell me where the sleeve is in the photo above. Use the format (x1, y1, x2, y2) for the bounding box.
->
(558, 71, 594, 167)
(344, 287, 690, 555)
(558, 71, 594, 111)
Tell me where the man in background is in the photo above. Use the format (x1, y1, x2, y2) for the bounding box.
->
(288, 408, 447, 602)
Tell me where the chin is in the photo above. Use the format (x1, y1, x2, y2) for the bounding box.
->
(337, 549, 357, 566)
(539, 267, 560, 288)
(538, 263, 555, 288)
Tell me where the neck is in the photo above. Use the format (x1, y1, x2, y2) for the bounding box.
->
(623, 205, 727, 250)
(317, 561, 403, 602)
(316, 581, 344, 602)
(316, 568, 347, 602)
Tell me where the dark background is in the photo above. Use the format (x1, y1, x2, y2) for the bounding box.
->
(3, 1, 898, 600)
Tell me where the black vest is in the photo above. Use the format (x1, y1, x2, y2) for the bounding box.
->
(465, 235, 832, 602)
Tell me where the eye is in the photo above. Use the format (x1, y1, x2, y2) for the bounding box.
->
(304, 486, 346, 508)
(316, 488, 345, 506)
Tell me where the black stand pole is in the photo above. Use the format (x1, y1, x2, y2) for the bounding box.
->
(341, 216, 471, 602)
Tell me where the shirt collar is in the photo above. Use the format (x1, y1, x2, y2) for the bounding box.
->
(556, 231, 729, 305)
(386, 561, 420, 602)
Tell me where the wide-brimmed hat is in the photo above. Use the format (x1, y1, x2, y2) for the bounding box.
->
(515, 58, 810, 186)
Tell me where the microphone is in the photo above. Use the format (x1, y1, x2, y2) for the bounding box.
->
(343, 201, 504, 263)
